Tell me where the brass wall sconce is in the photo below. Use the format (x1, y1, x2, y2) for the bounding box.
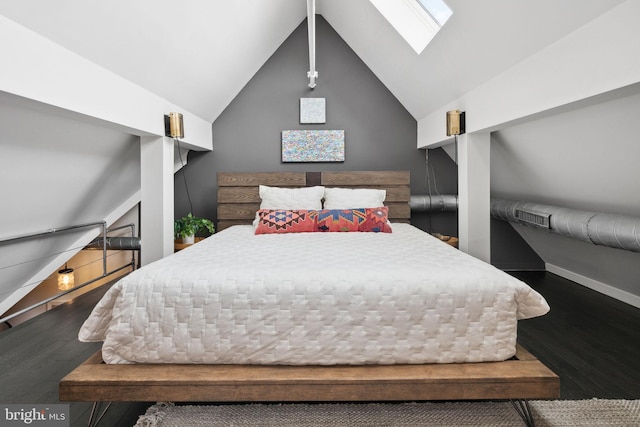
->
(164, 112, 184, 139)
(446, 110, 465, 136)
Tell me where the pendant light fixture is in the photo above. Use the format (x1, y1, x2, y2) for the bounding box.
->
(57, 264, 75, 291)
(307, 0, 318, 88)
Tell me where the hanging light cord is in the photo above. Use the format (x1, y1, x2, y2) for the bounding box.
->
(175, 138, 194, 214)
(424, 149, 442, 232)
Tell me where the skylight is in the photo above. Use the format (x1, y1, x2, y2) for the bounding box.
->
(369, 0, 452, 54)
(418, 0, 453, 26)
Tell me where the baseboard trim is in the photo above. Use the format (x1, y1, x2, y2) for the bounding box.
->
(546, 263, 640, 309)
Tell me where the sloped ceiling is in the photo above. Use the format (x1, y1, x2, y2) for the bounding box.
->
(0, 0, 307, 122)
(0, 0, 625, 122)
(318, 0, 625, 119)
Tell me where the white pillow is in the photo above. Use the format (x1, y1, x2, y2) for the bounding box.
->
(323, 187, 386, 209)
(258, 185, 325, 210)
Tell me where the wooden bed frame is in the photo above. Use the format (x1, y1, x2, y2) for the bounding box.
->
(59, 170, 558, 426)
(215, 170, 412, 230)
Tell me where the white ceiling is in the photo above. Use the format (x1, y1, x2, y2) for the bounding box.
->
(0, 0, 625, 122)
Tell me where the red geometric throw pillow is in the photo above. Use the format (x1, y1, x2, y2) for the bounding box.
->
(316, 208, 392, 233)
(255, 209, 318, 234)
(316, 209, 366, 232)
(358, 207, 392, 233)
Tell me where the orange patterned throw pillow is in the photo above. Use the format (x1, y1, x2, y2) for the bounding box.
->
(360, 207, 393, 233)
(255, 209, 318, 234)
(254, 208, 392, 234)
(317, 207, 392, 233)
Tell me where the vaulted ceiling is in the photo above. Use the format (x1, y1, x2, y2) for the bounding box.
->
(0, 0, 624, 122)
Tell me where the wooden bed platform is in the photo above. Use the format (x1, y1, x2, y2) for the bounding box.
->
(59, 344, 558, 403)
(60, 171, 559, 426)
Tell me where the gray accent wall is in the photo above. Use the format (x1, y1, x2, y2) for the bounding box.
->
(175, 17, 457, 235)
(173, 16, 544, 270)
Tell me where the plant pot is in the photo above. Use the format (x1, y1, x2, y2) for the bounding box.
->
(181, 235, 195, 244)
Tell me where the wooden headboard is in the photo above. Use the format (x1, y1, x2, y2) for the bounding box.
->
(217, 171, 410, 231)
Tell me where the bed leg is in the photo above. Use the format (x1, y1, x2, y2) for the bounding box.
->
(510, 399, 536, 427)
(87, 401, 112, 427)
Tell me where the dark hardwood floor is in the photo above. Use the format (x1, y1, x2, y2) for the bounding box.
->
(514, 271, 640, 400)
(0, 271, 638, 426)
(0, 282, 148, 427)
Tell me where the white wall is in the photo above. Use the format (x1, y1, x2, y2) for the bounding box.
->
(0, 92, 140, 315)
(0, 13, 212, 151)
(0, 13, 214, 315)
(0, 93, 140, 236)
(412, 0, 640, 306)
(491, 92, 640, 305)
(418, 0, 640, 148)
(492, 93, 640, 216)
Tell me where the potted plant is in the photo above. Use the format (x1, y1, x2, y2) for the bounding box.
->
(174, 213, 215, 244)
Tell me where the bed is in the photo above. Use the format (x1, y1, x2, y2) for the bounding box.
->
(60, 171, 559, 426)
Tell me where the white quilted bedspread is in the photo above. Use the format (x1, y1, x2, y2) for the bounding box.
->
(79, 224, 549, 365)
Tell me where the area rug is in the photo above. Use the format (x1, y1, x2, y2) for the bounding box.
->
(134, 399, 640, 426)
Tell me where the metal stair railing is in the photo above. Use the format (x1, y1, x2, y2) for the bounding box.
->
(0, 220, 137, 325)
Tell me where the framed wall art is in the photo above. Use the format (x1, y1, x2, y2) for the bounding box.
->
(281, 130, 345, 162)
(300, 98, 326, 124)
